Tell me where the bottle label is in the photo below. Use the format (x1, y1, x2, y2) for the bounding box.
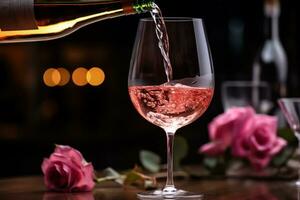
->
(0, 0, 38, 31)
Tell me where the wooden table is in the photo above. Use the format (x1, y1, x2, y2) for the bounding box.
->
(0, 176, 298, 200)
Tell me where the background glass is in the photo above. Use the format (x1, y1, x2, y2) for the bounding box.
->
(278, 98, 300, 186)
(128, 18, 214, 199)
(221, 81, 272, 113)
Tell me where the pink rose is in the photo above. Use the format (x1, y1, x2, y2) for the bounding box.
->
(199, 107, 255, 156)
(200, 106, 287, 171)
(42, 145, 95, 192)
(247, 115, 287, 170)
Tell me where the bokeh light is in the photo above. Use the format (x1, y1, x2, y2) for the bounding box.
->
(44, 67, 105, 87)
(43, 68, 61, 87)
(72, 67, 88, 86)
(87, 67, 105, 86)
(57, 68, 70, 86)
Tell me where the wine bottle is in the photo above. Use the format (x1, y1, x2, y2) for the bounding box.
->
(252, 0, 288, 111)
(0, 0, 154, 43)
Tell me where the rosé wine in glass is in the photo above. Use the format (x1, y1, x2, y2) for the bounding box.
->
(129, 85, 213, 132)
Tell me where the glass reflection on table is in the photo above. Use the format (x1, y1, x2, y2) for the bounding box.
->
(43, 192, 94, 200)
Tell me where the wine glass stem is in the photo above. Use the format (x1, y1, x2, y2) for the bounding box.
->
(163, 131, 176, 194)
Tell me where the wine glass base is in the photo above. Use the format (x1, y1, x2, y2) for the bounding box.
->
(137, 189, 203, 199)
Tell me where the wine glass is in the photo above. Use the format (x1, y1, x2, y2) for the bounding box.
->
(221, 81, 272, 113)
(128, 18, 214, 199)
(278, 98, 300, 186)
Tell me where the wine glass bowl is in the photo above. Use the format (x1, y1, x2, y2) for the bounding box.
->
(128, 18, 214, 199)
(278, 98, 300, 186)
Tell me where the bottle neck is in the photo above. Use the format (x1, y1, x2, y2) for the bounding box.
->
(264, 16, 279, 41)
(134, 0, 154, 13)
(263, 0, 280, 40)
(123, 0, 153, 14)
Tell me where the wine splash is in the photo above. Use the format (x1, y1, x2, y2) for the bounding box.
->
(129, 85, 213, 131)
(150, 3, 173, 82)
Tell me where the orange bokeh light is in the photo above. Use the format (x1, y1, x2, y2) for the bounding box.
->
(57, 68, 70, 86)
(43, 68, 61, 87)
(72, 67, 88, 86)
(87, 67, 105, 86)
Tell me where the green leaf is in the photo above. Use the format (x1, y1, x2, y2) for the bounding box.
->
(278, 128, 297, 145)
(124, 170, 141, 185)
(272, 146, 296, 167)
(139, 150, 161, 173)
(203, 157, 218, 169)
(124, 168, 157, 189)
(102, 167, 121, 177)
(203, 156, 226, 175)
(97, 167, 124, 184)
(96, 166, 157, 189)
(174, 136, 188, 170)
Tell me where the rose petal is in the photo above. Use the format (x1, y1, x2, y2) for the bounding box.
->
(208, 107, 250, 140)
(249, 129, 275, 152)
(49, 153, 82, 170)
(71, 163, 95, 192)
(54, 145, 85, 165)
(255, 115, 278, 134)
(199, 142, 225, 156)
(44, 164, 69, 190)
(248, 115, 278, 152)
(269, 138, 287, 156)
(42, 158, 50, 174)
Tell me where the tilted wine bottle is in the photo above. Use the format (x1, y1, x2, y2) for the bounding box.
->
(252, 0, 288, 106)
(0, 0, 154, 43)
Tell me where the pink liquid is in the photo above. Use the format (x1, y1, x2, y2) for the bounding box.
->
(129, 84, 214, 132)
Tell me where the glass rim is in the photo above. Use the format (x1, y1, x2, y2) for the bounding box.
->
(222, 81, 270, 88)
(140, 17, 203, 22)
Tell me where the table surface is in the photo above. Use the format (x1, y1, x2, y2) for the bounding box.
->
(0, 176, 298, 200)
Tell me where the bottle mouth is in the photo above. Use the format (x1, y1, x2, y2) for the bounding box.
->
(265, 0, 279, 6)
(133, 0, 154, 13)
(264, 0, 280, 17)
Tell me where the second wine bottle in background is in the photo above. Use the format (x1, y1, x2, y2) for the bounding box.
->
(252, 0, 288, 111)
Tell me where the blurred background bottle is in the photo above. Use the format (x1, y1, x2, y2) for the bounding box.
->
(252, 0, 288, 115)
(0, 0, 154, 43)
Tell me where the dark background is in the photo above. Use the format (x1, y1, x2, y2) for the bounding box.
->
(0, 0, 299, 177)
